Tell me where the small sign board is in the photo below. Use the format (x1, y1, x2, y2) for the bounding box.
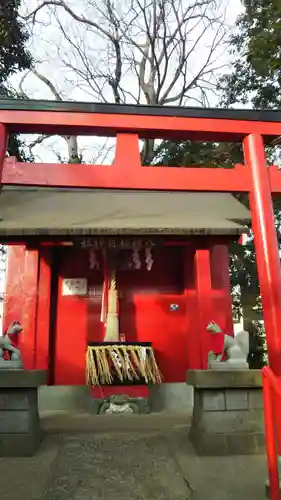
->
(80, 237, 158, 250)
(62, 278, 88, 296)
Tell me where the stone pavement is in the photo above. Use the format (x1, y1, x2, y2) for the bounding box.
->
(0, 413, 268, 500)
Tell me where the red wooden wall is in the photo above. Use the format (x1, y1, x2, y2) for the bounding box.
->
(3, 240, 234, 384)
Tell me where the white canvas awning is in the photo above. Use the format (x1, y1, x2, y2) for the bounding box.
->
(0, 187, 250, 236)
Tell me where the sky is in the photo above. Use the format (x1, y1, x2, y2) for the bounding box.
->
(12, 0, 245, 163)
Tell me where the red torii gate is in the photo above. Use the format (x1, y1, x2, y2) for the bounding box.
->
(0, 100, 281, 379)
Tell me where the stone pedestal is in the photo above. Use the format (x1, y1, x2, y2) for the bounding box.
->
(0, 370, 46, 456)
(187, 370, 264, 456)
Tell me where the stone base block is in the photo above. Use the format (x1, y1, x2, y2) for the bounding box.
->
(187, 370, 265, 456)
(0, 370, 46, 457)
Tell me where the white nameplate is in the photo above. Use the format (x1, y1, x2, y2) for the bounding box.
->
(62, 278, 87, 296)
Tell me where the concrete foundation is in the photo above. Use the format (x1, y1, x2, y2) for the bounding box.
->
(150, 383, 193, 413)
(0, 370, 46, 456)
(187, 370, 265, 456)
(39, 385, 90, 412)
(39, 383, 194, 414)
(39, 382, 193, 415)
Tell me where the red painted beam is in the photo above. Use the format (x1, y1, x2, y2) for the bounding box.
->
(268, 165, 281, 193)
(194, 248, 213, 369)
(2, 132, 281, 193)
(21, 249, 39, 370)
(35, 248, 52, 372)
(3, 133, 281, 192)
(0, 124, 7, 181)
(0, 109, 281, 141)
(4, 157, 281, 192)
(3, 246, 25, 333)
(211, 245, 234, 337)
(2, 157, 251, 192)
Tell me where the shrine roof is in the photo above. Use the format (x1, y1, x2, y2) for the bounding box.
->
(0, 99, 280, 141)
(0, 187, 250, 237)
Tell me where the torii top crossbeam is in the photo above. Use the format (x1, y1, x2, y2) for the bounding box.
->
(0, 99, 281, 141)
(1, 99, 281, 193)
(0, 98, 281, 377)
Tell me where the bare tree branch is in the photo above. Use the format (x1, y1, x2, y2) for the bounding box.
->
(27, 134, 50, 153)
(21, 0, 228, 163)
(19, 69, 81, 162)
(104, 0, 122, 103)
(32, 69, 62, 100)
(22, 0, 117, 43)
(162, 28, 227, 105)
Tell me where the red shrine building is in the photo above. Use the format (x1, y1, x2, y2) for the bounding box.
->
(3, 193, 249, 383)
(1, 100, 281, 411)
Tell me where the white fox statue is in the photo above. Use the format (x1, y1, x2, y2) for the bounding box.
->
(207, 321, 249, 370)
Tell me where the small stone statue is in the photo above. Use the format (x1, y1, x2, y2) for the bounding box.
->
(99, 394, 139, 414)
(0, 321, 23, 369)
(207, 321, 249, 370)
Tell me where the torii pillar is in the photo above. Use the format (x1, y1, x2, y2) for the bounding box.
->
(243, 134, 281, 377)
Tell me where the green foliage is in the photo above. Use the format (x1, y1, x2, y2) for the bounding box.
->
(247, 318, 268, 368)
(7, 133, 34, 162)
(153, 141, 243, 168)
(0, 0, 32, 86)
(0, 0, 33, 161)
(220, 0, 281, 108)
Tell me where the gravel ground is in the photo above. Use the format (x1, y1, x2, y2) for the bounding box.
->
(43, 433, 192, 500)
